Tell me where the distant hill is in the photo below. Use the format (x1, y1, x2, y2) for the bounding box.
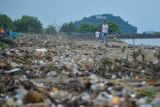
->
(74, 14, 137, 34)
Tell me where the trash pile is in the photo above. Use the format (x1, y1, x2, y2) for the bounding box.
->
(0, 34, 160, 107)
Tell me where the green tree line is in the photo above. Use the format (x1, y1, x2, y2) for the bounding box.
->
(60, 21, 119, 35)
(0, 14, 56, 34)
(0, 14, 119, 35)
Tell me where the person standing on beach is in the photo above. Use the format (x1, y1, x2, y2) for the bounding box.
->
(101, 21, 109, 46)
(95, 29, 100, 38)
(95, 29, 100, 48)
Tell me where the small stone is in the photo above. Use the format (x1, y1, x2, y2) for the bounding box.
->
(23, 91, 44, 104)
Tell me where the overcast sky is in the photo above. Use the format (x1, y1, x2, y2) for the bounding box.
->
(0, 0, 160, 32)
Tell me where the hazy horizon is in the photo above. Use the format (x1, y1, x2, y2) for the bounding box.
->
(0, 0, 160, 33)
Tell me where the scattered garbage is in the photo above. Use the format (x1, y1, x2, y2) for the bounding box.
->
(0, 34, 160, 107)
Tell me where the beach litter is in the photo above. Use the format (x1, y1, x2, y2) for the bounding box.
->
(0, 34, 160, 107)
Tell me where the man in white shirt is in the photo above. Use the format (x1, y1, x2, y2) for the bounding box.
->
(102, 21, 109, 46)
